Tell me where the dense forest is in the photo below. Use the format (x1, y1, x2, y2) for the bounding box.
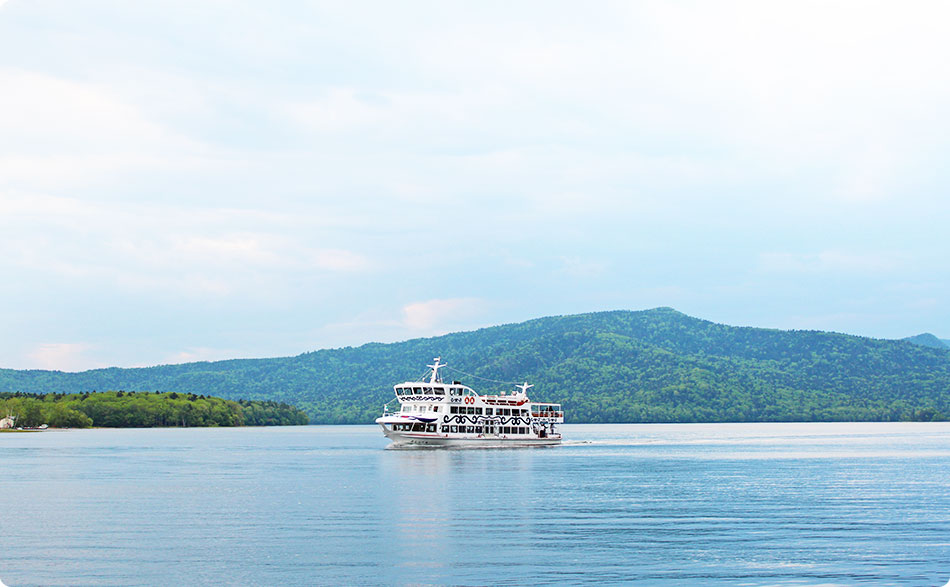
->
(0, 391, 308, 428)
(1, 308, 949, 424)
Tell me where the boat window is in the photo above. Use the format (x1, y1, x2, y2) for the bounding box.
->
(434, 387, 445, 395)
(485, 408, 493, 415)
(433, 406, 439, 412)
(426, 424, 436, 432)
(423, 387, 431, 394)
(475, 407, 482, 415)
(475, 426, 482, 434)
(413, 387, 422, 394)
(450, 425, 458, 433)
(440, 425, 449, 433)
(450, 406, 458, 414)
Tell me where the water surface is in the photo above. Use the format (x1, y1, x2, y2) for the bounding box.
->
(1, 423, 948, 585)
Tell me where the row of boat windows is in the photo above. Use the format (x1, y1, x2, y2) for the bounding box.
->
(395, 386, 474, 396)
(402, 404, 439, 413)
(442, 425, 528, 435)
(389, 423, 530, 435)
(400, 405, 560, 417)
(532, 404, 562, 413)
(449, 406, 528, 416)
(391, 423, 437, 432)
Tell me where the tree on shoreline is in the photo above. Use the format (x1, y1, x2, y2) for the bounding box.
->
(0, 391, 308, 428)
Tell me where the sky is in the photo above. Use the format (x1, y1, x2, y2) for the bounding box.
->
(1, 1, 949, 371)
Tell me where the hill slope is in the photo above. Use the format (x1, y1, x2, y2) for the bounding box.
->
(903, 333, 950, 349)
(2, 308, 949, 423)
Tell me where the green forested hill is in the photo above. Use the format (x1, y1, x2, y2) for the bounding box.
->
(1, 308, 949, 423)
(903, 333, 950, 349)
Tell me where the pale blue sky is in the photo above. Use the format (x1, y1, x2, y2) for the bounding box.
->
(1, 0, 948, 370)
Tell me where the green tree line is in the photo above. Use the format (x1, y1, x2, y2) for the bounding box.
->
(0, 391, 308, 428)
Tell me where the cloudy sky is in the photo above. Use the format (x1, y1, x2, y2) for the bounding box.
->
(1, 1, 948, 371)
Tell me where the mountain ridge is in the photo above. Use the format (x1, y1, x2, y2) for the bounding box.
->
(902, 333, 950, 349)
(2, 308, 948, 423)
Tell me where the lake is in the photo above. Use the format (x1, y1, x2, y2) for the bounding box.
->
(1, 423, 949, 586)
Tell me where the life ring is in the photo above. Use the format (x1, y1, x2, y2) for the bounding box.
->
(464, 396, 473, 405)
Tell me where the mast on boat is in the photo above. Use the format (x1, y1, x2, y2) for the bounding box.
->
(428, 357, 445, 384)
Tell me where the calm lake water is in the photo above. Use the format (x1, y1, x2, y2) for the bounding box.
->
(1, 423, 949, 586)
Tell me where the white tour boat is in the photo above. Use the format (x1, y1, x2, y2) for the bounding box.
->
(375, 358, 563, 447)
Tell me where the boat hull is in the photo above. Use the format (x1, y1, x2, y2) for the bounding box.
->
(378, 423, 561, 447)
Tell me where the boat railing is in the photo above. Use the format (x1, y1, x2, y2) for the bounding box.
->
(381, 398, 401, 417)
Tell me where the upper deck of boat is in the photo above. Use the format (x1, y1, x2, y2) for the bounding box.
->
(391, 358, 560, 413)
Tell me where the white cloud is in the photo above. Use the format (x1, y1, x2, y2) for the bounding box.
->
(560, 256, 608, 278)
(172, 234, 281, 266)
(309, 249, 369, 272)
(27, 343, 101, 372)
(757, 251, 904, 274)
(0, 69, 207, 189)
(0, 192, 373, 304)
(402, 298, 485, 332)
(315, 299, 489, 349)
(161, 347, 238, 366)
(0, 70, 154, 150)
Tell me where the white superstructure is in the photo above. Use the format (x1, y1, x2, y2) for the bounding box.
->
(375, 358, 563, 447)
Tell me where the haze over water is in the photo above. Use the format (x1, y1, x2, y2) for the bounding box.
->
(2, 423, 948, 586)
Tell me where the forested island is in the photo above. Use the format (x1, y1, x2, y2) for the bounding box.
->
(1, 308, 949, 424)
(0, 391, 308, 428)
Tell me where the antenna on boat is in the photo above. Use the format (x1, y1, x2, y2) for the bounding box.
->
(428, 357, 445, 384)
(516, 382, 533, 395)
